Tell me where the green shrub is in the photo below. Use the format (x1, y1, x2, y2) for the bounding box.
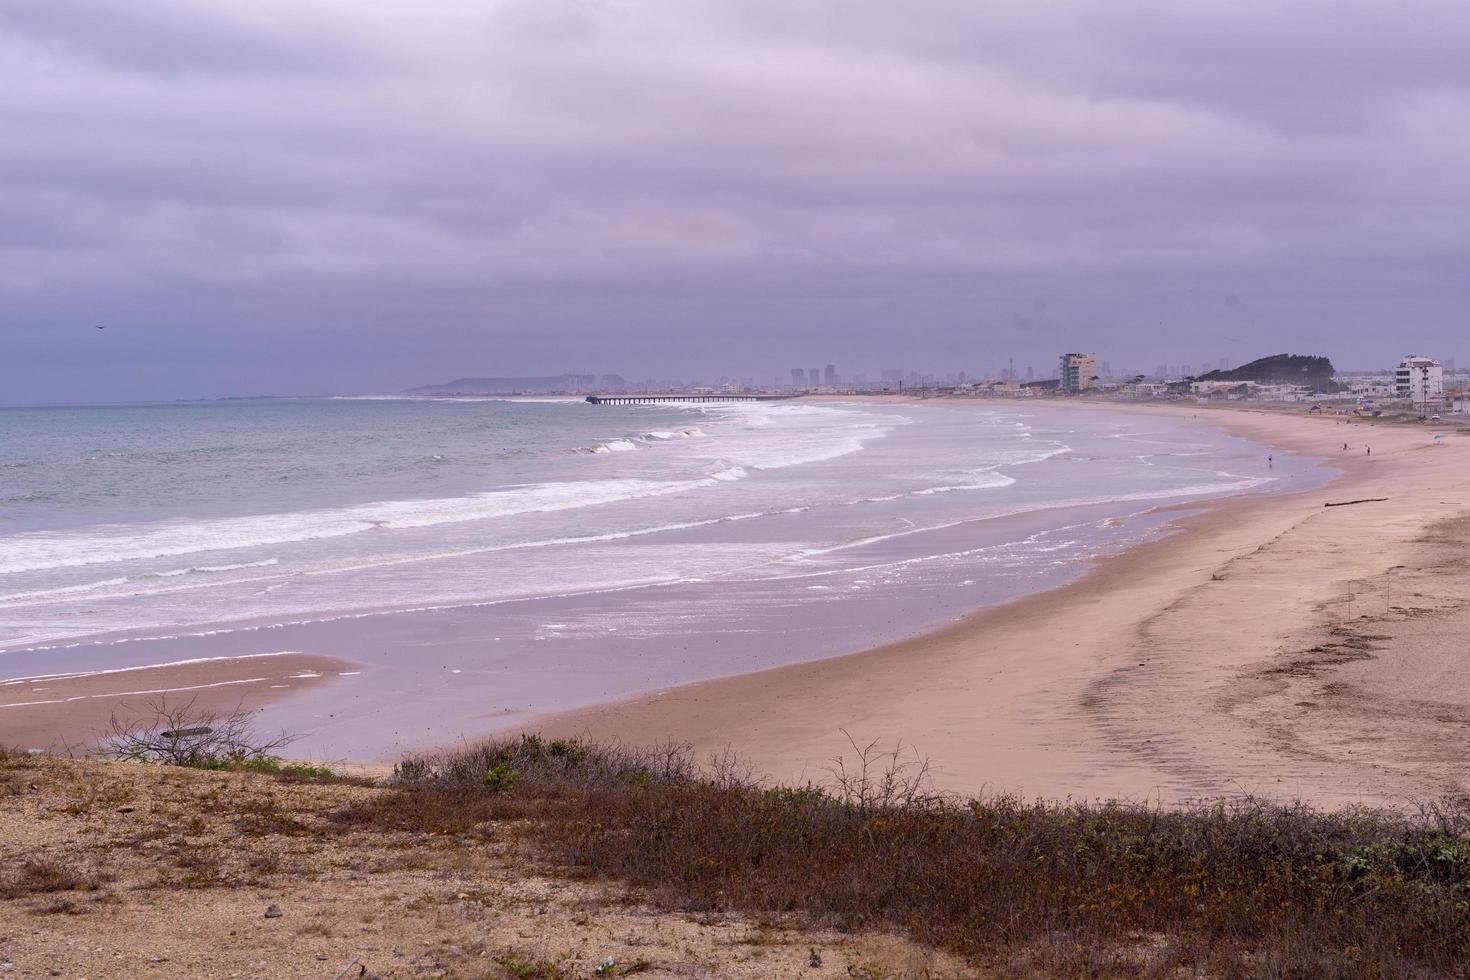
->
(483, 762, 521, 792)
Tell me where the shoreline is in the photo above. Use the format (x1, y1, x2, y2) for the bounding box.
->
(7, 401, 1464, 805)
(535, 403, 1469, 807)
(0, 652, 355, 753)
(3, 400, 1299, 764)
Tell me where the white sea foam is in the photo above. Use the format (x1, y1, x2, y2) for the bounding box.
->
(0, 478, 724, 575)
(3, 576, 708, 656)
(0, 502, 810, 615)
(0, 677, 271, 709)
(783, 474, 1273, 565)
(914, 470, 1017, 494)
(1, 412, 802, 579)
(686, 402, 903, 470)
(0, 651, 302, 686)
(0, 398, 1302, 660)
(640, 428, 703, 441)
(592, 439, 639, 453)
(0, 577, 131, 603)
(146, 558, 281, 579)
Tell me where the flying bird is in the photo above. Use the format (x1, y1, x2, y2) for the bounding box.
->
(95, 325, 106, 330)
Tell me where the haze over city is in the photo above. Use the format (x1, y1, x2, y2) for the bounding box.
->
(3, 0, 1469, 403)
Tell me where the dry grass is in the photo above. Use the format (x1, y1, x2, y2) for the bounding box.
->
(0, 858, 102, 901)
(9, 753, 933, 979)
(341, 734, 1470, 978)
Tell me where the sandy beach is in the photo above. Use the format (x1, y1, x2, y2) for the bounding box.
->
(540, 403, 1470, 807)
(6, 401, 1465, 808)
(0, 652, 354, 753)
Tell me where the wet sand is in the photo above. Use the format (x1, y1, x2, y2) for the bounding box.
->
(4, 401, 1303, 763)
(539, 404, 1470, 807)
(0, 653, 353, 753)
(9, 402, 1466, 806)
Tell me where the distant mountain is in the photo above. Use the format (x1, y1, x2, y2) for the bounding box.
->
(1196, 354, 1338, 391)
(408, 374, 625, 395)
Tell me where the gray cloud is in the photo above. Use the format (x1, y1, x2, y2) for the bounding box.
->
(2, 0, 1468, 401)
(0, 0, 375, 75)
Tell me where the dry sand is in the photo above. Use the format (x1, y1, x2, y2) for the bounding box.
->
(541, 404, 1470, 807)
(0, 754, 972, 979)
(0, 653, 353, 754)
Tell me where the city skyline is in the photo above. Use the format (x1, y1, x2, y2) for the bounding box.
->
(405, 350, 1460, 397)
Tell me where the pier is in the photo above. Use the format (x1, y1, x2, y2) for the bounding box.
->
(585, 394, 799, 405)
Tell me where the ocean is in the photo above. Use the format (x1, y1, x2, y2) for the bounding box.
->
(0, 397, 1325, 757)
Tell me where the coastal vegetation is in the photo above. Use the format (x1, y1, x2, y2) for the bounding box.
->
(9, 715, 1470, 976)
(1195, 353, 1339, 391)
(102, 696, 342, 782)
(339, 733, 1470, 978)
(3, 742, 954, 978)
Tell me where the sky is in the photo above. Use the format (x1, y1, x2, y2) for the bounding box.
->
(3, 0, 1468, 401)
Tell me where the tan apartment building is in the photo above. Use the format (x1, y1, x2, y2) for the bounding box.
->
(1059, 352, 1098, 392)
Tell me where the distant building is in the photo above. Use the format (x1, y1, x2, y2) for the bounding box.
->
(1125, 381, 1172, 399)
(1190, 379, 1319, 402)
(1395, 355, 1443, 405)
(808, 367, 821, 386)
(791, 368, 805, 387)
(1342, 374, 1396, 399)
(408, 373, 596, 395)
(1058, 352, 1098, 392)
(824, 364, 837, 386)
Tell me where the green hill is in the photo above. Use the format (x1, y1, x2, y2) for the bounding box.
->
(1197, 354, 1338, 391)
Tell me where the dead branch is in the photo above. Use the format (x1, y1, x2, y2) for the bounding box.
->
(105, 695, 296, 766)
(824, 729, 937, 811)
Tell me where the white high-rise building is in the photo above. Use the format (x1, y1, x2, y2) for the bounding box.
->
(1395, 355, 1443, 406)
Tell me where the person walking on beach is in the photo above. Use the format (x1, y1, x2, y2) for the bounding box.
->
(1366, 446, 1371, 455)
(1268, 454, 1273, 468)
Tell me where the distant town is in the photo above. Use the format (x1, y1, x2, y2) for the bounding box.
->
(409, 353, 1467, 419)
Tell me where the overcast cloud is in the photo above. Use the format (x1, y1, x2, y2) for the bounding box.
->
(3, 0, 1468, 400)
